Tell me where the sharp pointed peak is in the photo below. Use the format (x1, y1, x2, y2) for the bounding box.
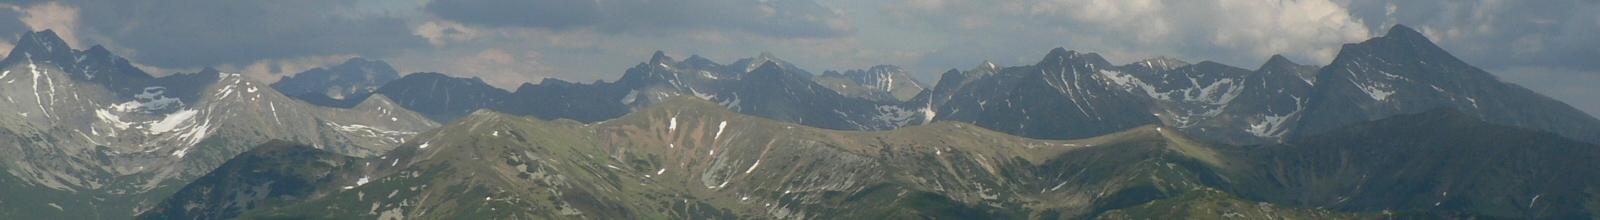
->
(648, 50, 674, 64)
(19, 29, 66, 45)
(7, 29, 76, 62)
(745, 60, 789, 78)
(1266, 54, 1292, 63)
(1262, 54, 1300, 68)
(84, 45, 111, 54)
(1037, 47, 1111, 68)
(1044, 47, 1074, 58)
(1385, 24, 1424, 39)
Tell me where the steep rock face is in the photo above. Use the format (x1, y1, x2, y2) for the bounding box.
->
(0, 30, 435, 219)
(137, 140, 363, 220)
(1120, 56, 1319, 144)
(722, 61, 928, 130)
(1293, 25, 1600, 144)
(1116, 61, 1253, 130)
(270, 58, 400, 106)
(926, 26, 1599, 145)
(922, 61, 1000, 109)
(1, 30, 152, 96)
(933, 48, 1160, 140)
(375, 72, 509, 123)
(815, 65, 927, 102)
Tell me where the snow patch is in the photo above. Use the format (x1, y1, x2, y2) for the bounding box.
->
(148, 110, 200, 135)
(714, 121, 728, 139)
(1246, 114, 1292, 137)
(95, 109, 132, 130)
(171, 147, 189, 158)
(744, 160, 761, 174)
(1347, 70, 1396, 101)
(326, 121, 416, 144)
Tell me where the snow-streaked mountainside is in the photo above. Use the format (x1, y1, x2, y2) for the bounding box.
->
(0, 30, 436, 219)
(1292, 25, 1600, 144)
(929, 48, 1161, 140)
(816, 65, 928, 102)
(922, 25, 1600, 145)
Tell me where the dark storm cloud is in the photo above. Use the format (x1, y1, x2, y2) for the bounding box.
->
(0, 9, 24, 40)
(425, 0, 853, 38)
(58, 0, 428, 68)
(425, 0, 601, 29)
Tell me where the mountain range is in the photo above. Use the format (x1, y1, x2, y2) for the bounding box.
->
(268, 25, 1600, 147)
(0, 24, 1596, 219)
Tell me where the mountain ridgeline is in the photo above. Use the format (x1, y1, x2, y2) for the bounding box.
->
(0, 23, 1597, 219)
(272, 25, 1599, 147)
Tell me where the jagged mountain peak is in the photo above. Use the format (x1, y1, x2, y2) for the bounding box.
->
(1383, 24, 1427, 42)
(680, 54, 721, 69)
(756, 51, 778, 60)
(738, 51, 787, 72)
(7, 30, 74, 61)
(1293, 23, 1600, 145)
(1036, 47, 1112, 70)
(1044, 47, 1072, 58)
(1330, 24, 1462, 71)
(647, 50, 674, 65)
(1, 29, 156, 84)
(1263, 54, 1296, 66)
(817, 64, 927, 101)
(1256, 54, 1318, 85)
(748, 60, 786, 76)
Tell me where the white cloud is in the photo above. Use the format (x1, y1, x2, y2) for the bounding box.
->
(414, 20, 482, 46)
(219, 54, 360, 83)
(887, 0, 1372, 66)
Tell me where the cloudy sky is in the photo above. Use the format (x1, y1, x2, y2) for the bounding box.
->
(0, 0, 1596, 116)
